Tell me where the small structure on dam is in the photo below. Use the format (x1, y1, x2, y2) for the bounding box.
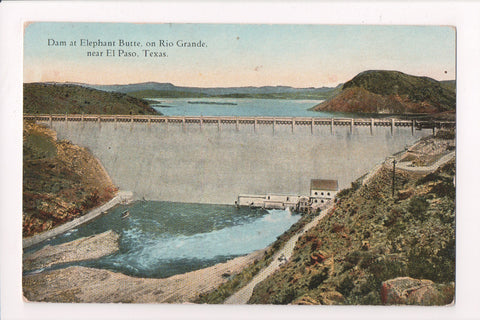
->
(236, 179, 339, 213)
(309, 179, 338, 204)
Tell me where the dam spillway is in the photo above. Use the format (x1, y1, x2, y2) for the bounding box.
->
(26, 115, 440, 205)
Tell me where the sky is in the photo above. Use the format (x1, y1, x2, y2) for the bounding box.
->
(24, 23, 456, 87)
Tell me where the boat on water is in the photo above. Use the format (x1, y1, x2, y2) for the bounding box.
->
(121, 210, 130, 219)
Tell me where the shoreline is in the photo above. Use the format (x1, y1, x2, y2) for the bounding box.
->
(23, 245, 266, 303)
(22, 133, 452, 303)
(22, 203, 331, 304)
(23, 230, 120, 272)
(22, 191, 133, 249)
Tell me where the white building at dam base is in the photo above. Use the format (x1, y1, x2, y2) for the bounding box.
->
(236, 179, 339, 212)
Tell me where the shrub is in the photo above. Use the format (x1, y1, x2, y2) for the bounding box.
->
(368, 260, 407, 285)
(308, 269, 329, 290)
(338, 275, 355, 297)
(384, 208, 403, 227)
(271, 287, 298, 305)
(436, 199, 456, 224)
(416, 172, 439, 186)
(358, 291, 382, 305)
(430, 181, 455, 199)
(408, 196, 429, 221)
(23, 132, 57, 161)
(81, 189, 100, 209)
(407, 241, 455, 283)
(435, 129, 455, 140)
(331, 223, 345, 233)
(358, 252, 376, 269)
(345, 251, 362, 266)
(433, 238, 456, 283)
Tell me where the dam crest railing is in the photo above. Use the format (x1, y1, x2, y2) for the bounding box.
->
(24, 114, 455, 135)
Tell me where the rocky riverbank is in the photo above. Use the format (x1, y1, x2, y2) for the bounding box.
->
(22, 191, 132, 249)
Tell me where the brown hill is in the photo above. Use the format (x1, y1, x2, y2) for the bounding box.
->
(23, 121, 117, 237)
(24, 83, 159, 115)
(312, 70, 455, 114)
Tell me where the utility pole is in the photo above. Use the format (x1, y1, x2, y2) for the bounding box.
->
(392, 159, 397, 198)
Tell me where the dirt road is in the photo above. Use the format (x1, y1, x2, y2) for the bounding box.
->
(224, 203, 333, 304)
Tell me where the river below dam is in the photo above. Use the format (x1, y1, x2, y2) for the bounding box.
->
(25, 201, 300, 279)
(27, 99, 431, 278)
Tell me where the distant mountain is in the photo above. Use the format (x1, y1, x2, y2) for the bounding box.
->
(311, 70, 456, 114)
(83, 82, 337, 99)
(24, 83, 158, 115)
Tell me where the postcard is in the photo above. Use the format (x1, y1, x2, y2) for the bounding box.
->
(2, 2, 478, 320)
(20, 21, 457, 306)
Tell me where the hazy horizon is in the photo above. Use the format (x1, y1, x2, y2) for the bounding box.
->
(23, 71, 456, 89)
(24, 23, 456, 88)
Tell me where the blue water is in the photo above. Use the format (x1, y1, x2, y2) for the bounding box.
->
(26, 201, 300, 278)
(149, 97, 349, 117)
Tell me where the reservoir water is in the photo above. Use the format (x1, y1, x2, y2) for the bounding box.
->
(26, 201, 301, 278)
(150, 98, 349, 118)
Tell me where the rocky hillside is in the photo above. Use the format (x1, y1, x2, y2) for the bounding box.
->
(198, 133, 455, 305)
(246, 135, 455, 305)
(311, 70, 456, 115)
(23, 83, 158, 115)
(23, 121, 117, 237)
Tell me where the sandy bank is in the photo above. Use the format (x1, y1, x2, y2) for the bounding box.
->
(23, 247, 266, 303)
(23, 230, 119, 272)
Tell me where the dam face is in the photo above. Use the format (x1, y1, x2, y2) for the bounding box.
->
(43, 119, 430, 204)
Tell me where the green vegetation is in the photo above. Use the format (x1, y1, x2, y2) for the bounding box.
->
(23, 129, 57, 161)
(441, 80, 456, 91)
(342, 70, 455, 111)
(313, 70, 456, 114)
(435, 129, 456, 140)
(245, 157, 455, 305)
(196, 250, 276, 304)
(23, 121, 117, 237)
(24, 83, 159, 115)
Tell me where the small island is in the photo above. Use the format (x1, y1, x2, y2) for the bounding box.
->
(187, 101, 237, 106)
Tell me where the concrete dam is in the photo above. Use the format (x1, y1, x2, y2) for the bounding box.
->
(27, 115, 442, 205)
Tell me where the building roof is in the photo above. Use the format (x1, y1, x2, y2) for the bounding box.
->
(310, 179, 338, 191)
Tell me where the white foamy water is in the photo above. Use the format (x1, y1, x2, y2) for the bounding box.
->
(99, 209, 300, 276)
(26, 202, 300, 278)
